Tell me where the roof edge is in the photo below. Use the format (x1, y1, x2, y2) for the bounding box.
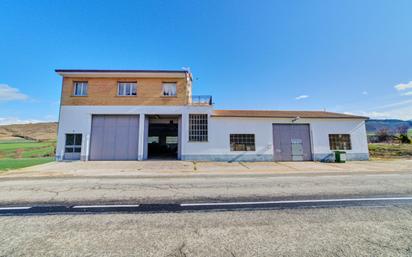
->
(55, 69, 189, 73)
(211, 115, 369, 120)
(211, 110, 368, 120)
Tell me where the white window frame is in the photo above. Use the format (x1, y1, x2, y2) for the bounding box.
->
(162, 82, 177, 96)
(117, 82, 137, 96)
(65, 133, 82, 153)
(73, 82, 88, 96)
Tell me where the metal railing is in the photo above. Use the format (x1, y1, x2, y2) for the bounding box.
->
(191, 95, 213, 105)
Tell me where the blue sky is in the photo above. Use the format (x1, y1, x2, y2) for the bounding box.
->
(1, 0, 412, 124)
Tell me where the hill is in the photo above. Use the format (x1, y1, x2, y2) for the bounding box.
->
(365, 119, 412, 134)
(0, 122, 57, 141)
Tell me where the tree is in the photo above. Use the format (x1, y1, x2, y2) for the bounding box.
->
(395, 125, 411, 144)
(396, 125, 409, 135)
(376, 128, 391, 143)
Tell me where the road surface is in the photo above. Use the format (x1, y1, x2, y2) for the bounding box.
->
(1, 171, 412, 206)
(1, 170, 412, 256)
(1, 205, 412, 257)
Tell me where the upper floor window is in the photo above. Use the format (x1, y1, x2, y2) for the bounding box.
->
(162, 82, 177, 96)
(118, 82, 137, 96)
(329, 134, 352, 150)
(189, 114, 208, 142)
(230, 134, 255, 151)
(73, 82, 88, 96)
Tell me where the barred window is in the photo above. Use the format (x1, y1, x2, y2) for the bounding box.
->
(230, 134, 255, 151)
(189, 114, 208, 142)
(329, 134, 352, 150)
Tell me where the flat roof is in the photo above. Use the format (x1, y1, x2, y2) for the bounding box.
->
(55, 69, 189, 73)
(212, 110, 368, 119)
(55, 69, 190, 78)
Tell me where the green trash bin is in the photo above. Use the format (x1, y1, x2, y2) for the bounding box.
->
(334, 151, 347, 163)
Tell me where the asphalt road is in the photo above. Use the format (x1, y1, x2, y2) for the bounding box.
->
(2, 170, 412, 256)
(1, 206, 412, 257)
(1, 171, 412, 206)
(1, 196, 412, 215)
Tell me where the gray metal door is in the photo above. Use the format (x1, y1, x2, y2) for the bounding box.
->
(272, 124, 312, 161)
(89, 115, 139, 160)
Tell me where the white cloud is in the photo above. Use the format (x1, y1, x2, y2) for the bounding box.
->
(0, 117, 43, 125)
(394, 81, 412, 91)
(295, 95, 309, 100)
(353, 102, 412, 120)
(358, 111, 392, 119)
(0, 84, 28, 101)
(373, 99, 412, 110)
(343, 112, 354, 115)
(0, 116, 56, 125)
(339, 84, 412, 120)
(401, 91, 412, 96)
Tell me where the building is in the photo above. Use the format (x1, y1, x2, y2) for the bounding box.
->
(56, 69, 369, 162)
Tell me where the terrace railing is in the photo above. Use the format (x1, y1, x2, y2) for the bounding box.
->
(191, 95, 213, 105)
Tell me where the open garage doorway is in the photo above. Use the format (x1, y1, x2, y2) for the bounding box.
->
(146, 115, 181, 160)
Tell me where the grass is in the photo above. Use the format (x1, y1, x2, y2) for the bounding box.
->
(369, 143, 412, 159)
(408, 129, 412, 139)
(0, 157, 54, 171)
(0, 140, 55, 159)
(0, 139, 56, 171)
(0, 138, 32, 144)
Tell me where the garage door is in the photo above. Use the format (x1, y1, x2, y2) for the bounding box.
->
(89, 115, 139, 160)
(272, 124, 312, 161)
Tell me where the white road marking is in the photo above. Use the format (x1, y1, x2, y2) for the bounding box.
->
(72, 204, 140, 209)
(1, 197, 411, 212)
(181, 197, 412, 207)
(0, 206, 31, 210)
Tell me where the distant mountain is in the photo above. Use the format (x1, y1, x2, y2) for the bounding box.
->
(366, 119, 412, 134)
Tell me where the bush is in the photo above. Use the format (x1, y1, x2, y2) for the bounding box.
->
(399, 134, 411, 144)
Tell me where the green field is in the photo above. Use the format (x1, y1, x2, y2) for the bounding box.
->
(408, 129, 412, 139)
(0, 140, 55, 171)
(0, 157, 54, 171)
(369, 143, 412, 159)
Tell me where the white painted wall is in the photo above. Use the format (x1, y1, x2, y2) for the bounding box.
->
(56, 105, 212, 160)
(184, 117, 369, 158)
(57, 106, 368, 161)
(309, 119, 369, 154)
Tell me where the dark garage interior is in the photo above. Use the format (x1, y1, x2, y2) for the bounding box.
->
(147, 116, 179, 159)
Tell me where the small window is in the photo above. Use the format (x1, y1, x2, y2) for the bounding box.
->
(166, 136, 178, 144)
(118, 82, 137, 96)
(329, 134, 352, 150)
(230, 134, 255, 151)
(189, 114, 208, 142)
(65, 134, 82, 153)
(73, 82, 88, 96)
(148, 136, 159, 143)
(162, 83, 177, 96)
